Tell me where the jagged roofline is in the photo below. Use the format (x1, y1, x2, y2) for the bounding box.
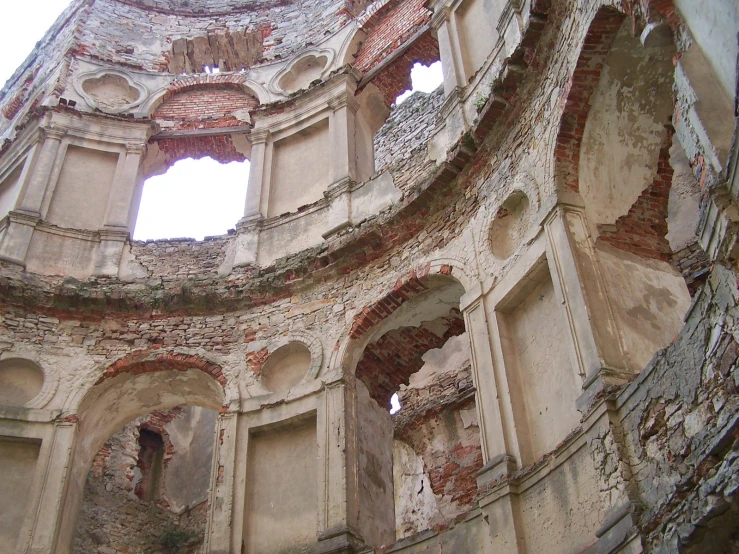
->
(0, 0, 84, 97)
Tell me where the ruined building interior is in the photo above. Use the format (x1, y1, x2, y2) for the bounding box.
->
(0, 0, 737, 553)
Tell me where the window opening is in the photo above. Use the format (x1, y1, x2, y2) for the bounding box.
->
(134, 157, 249, 241)
(390, 392, 401, 415)
(395, 61, 443, 105)
(135, 428, 165, 502)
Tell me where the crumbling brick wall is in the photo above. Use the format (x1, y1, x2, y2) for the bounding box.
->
(393, 358, 483, 536)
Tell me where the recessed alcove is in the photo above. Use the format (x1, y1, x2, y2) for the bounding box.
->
(0, 358, 44, 408)
(260, 342, 312, 393)
(489, 190, 531, 260)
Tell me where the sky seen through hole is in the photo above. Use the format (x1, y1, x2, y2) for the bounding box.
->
(0, 4, 442, 241)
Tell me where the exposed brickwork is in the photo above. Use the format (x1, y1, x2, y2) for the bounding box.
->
(356, 309, 465, 407)
(365, 31, 440, 105)
(245, 347, 269, 376)
(153, 87, 257, 131)
(350, 264, 455, 340)
(73, 406, 209, 554)
(354, 0, 432, 74)
(554, 7, 625, 193)
(162, 75, 248, 98)
(152, 134, 248, 169)
(1, 92, 25, 121)
(598, 129, 674, 261)
(395, 366, 483, 523)
(428, 441, 483, 508)
(96, 350, 227, 388)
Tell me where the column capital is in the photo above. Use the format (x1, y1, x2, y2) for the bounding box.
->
(40, 125, 67, 141)
(125, 141, 147, 155)
(249, 127, 271, 145)
(430, 5, 452, 29)
(327, 91, 360, 114)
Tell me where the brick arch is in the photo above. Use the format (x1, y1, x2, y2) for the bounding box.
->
(146, 74, 263, 114)
(145, 76, 258, 173)
(95, 349, 227, 388)
(339, 262, 469, 407)
(554, 6, 626, 193)
(348, 262, 460, 340)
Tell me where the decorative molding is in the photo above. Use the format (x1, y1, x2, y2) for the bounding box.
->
(73, 68, 149, 115)
(269, 48, 336, 95)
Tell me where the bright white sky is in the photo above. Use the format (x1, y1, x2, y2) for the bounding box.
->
(0, 4, 442, 241)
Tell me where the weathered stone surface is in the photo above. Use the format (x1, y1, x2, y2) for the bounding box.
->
(0, 0, 737, 553)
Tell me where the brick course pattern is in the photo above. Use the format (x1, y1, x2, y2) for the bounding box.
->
(368, 31, 440, 105)
(395, 366, 483, 521)
(95, 350, 227, 389)
(153, 87, 258, 131)
(152, 134, 248, 169)
(356, 309, 465, 407)
(354, 0, 432, 74)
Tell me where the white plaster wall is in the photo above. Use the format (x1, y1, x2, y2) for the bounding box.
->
(268, 119, 330, 217)
(0, 438, 40, 554)
(25, 231, 98, 279)
(666, 141, 700, 252)
(356, 379, 396, 547)
(579, 22, 674, 229)
(261, 343, 311, 392)
(407, 333, 470, 389)
(518, 444, 604, 553)
(0, 360, 44, 407)
(163, 406, 218, 512)
(674, 0, 739, 100)
(244, 417, 318, 554)
(392, 440, 443, 539)
(0, 165, 23, 220)
(455, 0, 503, 81)
(257, 207, 327, 266)
(503, 273, 580, 463)
(46, 145, 118, 230)
(598, 246, 691, 371)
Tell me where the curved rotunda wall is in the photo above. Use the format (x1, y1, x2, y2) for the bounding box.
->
(0, 0, 737, 554)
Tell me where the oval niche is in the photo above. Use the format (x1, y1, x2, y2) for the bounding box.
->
(261, 342, 312, 392)
(0, 358, 44, 407)
(489, 190, 531, 260)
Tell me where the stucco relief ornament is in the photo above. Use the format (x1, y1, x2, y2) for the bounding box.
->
(74, 69, 149, 114)
(269, 48, 336, 95)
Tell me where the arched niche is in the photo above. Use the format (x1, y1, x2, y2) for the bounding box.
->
(488, 189, 534, 260)
(56, 361, 226, 553)
(0, 358, 44, 408)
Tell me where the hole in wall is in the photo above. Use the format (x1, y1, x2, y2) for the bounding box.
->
(390, 392, 401, 415)
(133, 157, 249, 241)
(395, 61, 443, 105)
(73, 405, 219, 553)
